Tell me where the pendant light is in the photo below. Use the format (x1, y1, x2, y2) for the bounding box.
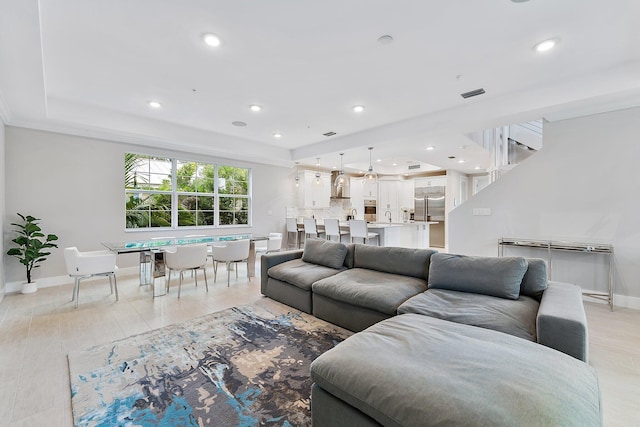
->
(364, 147, 378, 181)
(294, 162, 300, 187)
(315, 158, 322, 185)
(334, 153, 346, 188)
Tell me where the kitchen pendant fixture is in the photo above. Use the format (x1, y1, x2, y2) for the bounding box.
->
(294, 162, 300, 187)
(334, 153, 346, 188)
(364, 147, 378, 181)
(315, 158, 322, 185)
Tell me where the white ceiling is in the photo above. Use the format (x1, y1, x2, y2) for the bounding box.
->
(1, 0, 640, 174)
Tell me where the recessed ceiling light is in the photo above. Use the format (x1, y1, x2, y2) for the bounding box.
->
(474, 166, 482, 170)
(392, 162, 397, 166)
(458, 159, 465, 164)
(376, 159, 382, 162)
(426, 146, 435, 151)
(148, 101, 162, 109)
(404, 173, 409, 176)
(203, 33, 221, 47)
(232, 121, 247, 127)
(250, 105, 262, 112)
(534, 38, 559, 52)
(273, 133, 282, 138)
(352, 105, 365, 113)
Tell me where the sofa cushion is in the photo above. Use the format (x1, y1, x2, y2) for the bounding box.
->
(352, 244, 437, 279)
(312, 268, 427, 315)
(428, 253, 527, 300)
(398, 289, 539, 341)
(311, 315, 602, 427)
(521, 258, 548, 300)
(268, 259, 343, 291)
(301, 238, 349, 269)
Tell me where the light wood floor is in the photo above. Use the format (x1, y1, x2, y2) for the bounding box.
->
(0, 261, 638, 426)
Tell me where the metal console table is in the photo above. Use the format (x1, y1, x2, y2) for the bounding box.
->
(498, 238, 614, 310)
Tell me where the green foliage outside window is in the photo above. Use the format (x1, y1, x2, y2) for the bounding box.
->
(125, 153, 250, 229)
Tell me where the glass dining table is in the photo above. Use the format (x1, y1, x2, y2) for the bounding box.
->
(102, 234, 268, 295)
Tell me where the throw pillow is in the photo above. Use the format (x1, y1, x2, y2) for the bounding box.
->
(520, 258, 548, 300)
(428, 253, 527, 300)
(302, 238, 348, 269)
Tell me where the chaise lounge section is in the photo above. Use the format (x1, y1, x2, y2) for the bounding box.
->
(261, 240, 600, 426)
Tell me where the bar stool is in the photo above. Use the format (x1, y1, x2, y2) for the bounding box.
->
(349, 220, 379, 245)
(324, 218, 349, 243)
(286, 218, 304, 248)
(303, 218, 325, 242)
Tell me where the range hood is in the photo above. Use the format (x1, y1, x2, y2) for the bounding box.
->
(330, 171, 350, 199)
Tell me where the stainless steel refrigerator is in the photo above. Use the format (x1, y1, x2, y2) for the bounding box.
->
(414, 186, 445, 247)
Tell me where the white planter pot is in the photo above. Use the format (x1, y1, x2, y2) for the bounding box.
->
(21, 282, 38, 294)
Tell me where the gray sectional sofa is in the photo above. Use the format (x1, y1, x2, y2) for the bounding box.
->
(260, 239, 601, 426)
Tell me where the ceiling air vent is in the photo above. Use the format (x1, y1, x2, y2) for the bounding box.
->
(461, 88, 486, 99)
(408, 164, 421, 170)
(323, 131, 337, 137)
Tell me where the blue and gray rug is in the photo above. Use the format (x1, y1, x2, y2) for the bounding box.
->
(68, 300, 351, 426)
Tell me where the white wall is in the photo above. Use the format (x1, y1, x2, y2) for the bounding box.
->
(449, 107, 640, 304)
(3, 126, 293, 287)
(0, 120, 5, 301)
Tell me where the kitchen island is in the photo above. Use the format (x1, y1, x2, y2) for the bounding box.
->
(302, 220, 438, 249)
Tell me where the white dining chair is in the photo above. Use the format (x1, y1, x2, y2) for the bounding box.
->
(64, 247, 119, 308)
(324, 218, 349, 242)
(303, 218, 325, 241)
(212, 239, 251, 286)
(164, 244, 209, 298)
(255, 232, 283, 254)
(349, 220, 379, 245)
(286, 217, 304, 249)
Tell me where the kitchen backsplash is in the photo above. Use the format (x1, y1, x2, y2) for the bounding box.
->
(286, 199, 355, 222)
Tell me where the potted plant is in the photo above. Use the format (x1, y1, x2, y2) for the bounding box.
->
(6, 213, 59, 294)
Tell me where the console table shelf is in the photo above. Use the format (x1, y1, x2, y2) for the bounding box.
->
(498, 238, 614, 309)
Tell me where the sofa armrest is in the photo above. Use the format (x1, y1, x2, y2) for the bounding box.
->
(260, 250, 303, 294)
(536, 281, 589, 362)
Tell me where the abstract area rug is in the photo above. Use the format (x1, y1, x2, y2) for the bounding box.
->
(68, 300, 352, 426)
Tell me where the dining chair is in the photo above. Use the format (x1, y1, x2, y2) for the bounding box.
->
(324, 218, 349, 242)
(349, 220, 379, 245)
(303, 218, 325, 241)
(212, 239, 251, 286)
(64, 247, 119, 308)
(255, 232, 283, 254)
(164, 243, 209, 298)
(286, 217, 304, 248)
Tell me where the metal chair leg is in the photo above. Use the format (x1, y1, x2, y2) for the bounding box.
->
(75, 278, 81, 309)
(112, 274, 119, 301)
(227, 262, 231, 287)
(178, 272, 183, 299)
(203, 268, 209, 292)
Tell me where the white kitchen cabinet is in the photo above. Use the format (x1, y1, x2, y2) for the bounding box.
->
(363, 178, 377, 199)
(349, 177, 364, 219)
(297, 170, 331, 208)
(378, 180, 400, 222)
(399, 179, 414, 211)
(414, 176, 446, 188)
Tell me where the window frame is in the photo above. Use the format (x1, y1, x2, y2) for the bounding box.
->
(124, 153, 252, 231)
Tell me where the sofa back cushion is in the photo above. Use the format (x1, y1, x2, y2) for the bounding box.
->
(353, 244, 437, 279)
(428, 253, 527, 300)
(301, 238, 349, 269)
(520, 258, 548, 301)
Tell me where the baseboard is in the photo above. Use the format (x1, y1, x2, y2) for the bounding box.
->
(4, 266, 139, 294)
(582, 289, 640, 310)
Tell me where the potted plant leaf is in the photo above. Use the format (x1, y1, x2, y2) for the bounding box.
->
(6, 213, 59, 294)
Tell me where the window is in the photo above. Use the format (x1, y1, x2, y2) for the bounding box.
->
(218, 165, 250, 226)
(125, 153, 251, 229)
(125, 154, 172, 228)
